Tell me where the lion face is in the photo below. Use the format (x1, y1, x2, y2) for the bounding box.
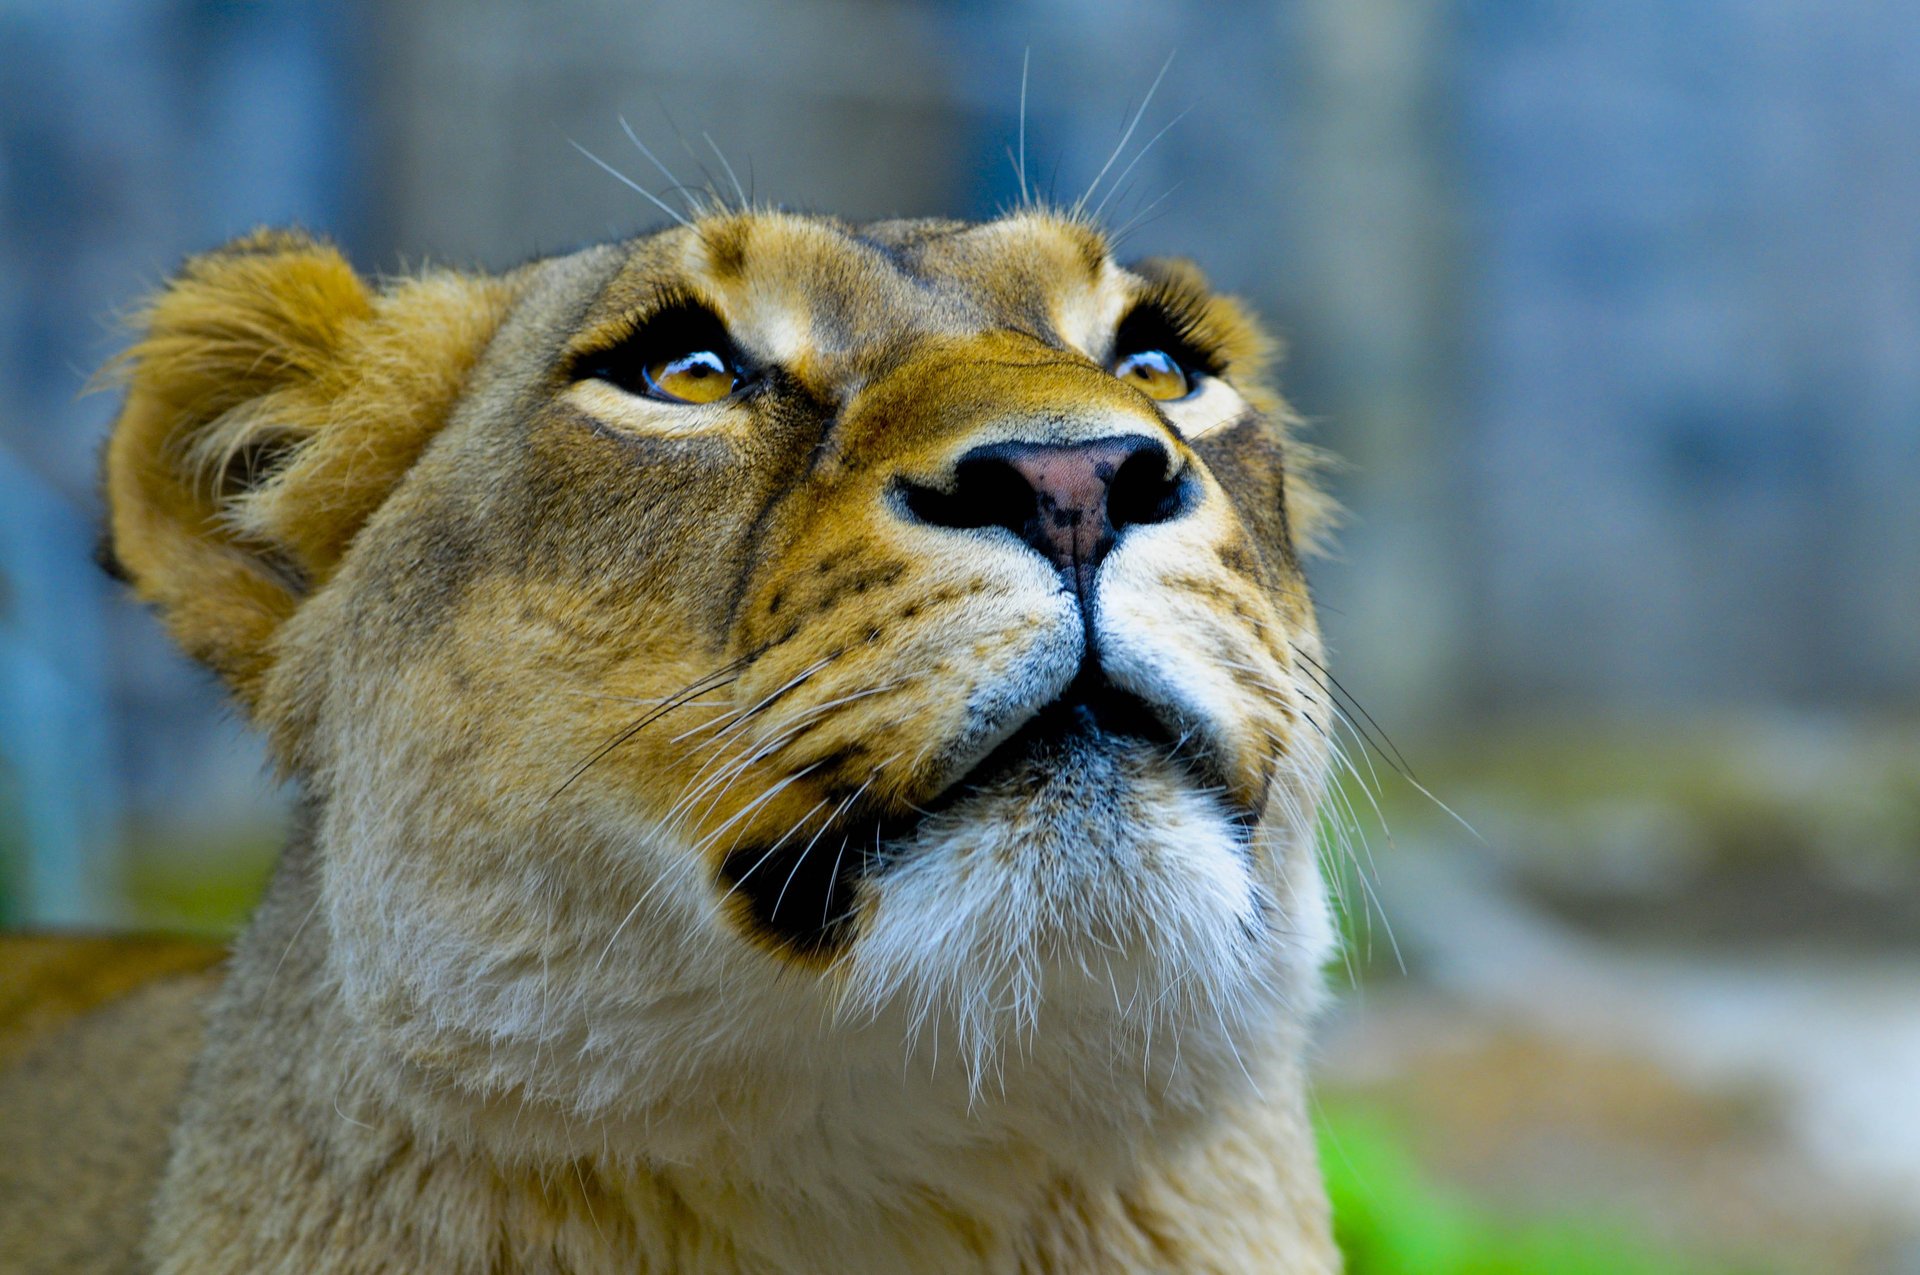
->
(108, 210, 1334, 1152)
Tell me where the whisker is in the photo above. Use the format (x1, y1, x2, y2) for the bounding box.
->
(1089, 104, 1193, 222)
(1213, 647, 1409, 976)
(1289, 648, 1483, 843)
(704, 132, 750, 209)
(696, 655, 837, 749)
(548, 657, 751, 801)
(558, 689, 730, 708)
(650, 675, 839, 831)
(653, 97, 729, 212)
(695, 761, 827, 861)
(1300, 681, 1394, 822)
(658, 660, 847, 827)
(818, 780, 874, 927)
(704, 669, 907, 771)
(619, 116, 705, 218)
(1074, 51, 1176, 216)
(1318, 736, 1405, 973)
(1287, 707, 1392, 960)
(594, 851, 700, 971)
(1108, 181, 1183, 246)
(1016, 48, 1031, 206)
(706, 764, 831, 900)
(767, 797, 840, 921)
(567, 138, 692, 230)
(658, 671, 894, 842)
(1289, 644, 1417, 781)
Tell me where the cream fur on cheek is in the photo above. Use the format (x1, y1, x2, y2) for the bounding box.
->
(1165, 375, 1250, 439)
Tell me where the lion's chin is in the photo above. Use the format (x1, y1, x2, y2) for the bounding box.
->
(897, 733, 1263, 949)
(829, 739, 1277, 1082)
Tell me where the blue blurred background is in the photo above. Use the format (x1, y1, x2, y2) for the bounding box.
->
(3, 2, 1917, 1270)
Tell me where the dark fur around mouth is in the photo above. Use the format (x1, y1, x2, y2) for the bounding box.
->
(717, 667, 1245, 959)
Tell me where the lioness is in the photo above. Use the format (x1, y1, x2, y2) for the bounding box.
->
(1, 209, 1341, 1272)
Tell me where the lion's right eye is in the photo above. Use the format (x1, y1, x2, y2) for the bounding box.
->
(580, 304, 745, 405)
(642, 350, 737, 404)
(1110, 348, 1191, 401)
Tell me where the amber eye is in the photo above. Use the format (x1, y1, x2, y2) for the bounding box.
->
(1111, 347, 1193, 401)
(643, 349, 737, 404)
(578, 302, 747, 405)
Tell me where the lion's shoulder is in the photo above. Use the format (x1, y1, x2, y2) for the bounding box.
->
(0, 933, 223, 1068)
(0, 937, 223, 1272)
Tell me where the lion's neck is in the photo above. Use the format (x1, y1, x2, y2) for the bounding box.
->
(148, 832, 1337, 1273)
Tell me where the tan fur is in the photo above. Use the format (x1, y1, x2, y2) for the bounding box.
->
(4, 211, 1342, 1271)
(0, 947, 220, 1273)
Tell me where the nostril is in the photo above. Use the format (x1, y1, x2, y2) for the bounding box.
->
(1107, 442, 1188, 531)
(902, 454, 1039, 535)
(898, 434, 1190, 582)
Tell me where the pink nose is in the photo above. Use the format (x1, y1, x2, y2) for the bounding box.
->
(901, 435, 1188, 597)
(1002, 440, 1141, 576)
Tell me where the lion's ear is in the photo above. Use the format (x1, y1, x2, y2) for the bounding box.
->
(103, 229, 511, 708)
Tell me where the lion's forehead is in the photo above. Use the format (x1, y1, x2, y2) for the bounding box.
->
(568, 211, 1132, 379)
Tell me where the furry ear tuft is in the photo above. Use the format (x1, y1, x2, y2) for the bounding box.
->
(101, 229, 511, 708)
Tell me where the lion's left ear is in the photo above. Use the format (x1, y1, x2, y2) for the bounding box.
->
(102, 229, 512, 710)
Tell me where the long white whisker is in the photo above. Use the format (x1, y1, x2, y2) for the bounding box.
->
(817, 781, 873, 927)
(594, 852, 700, 970)
(559, 689, 731, 707)
(660, 658, 837, 811)
(696, 657, 835, 748)
(704, 132, 749, 209)
(654, 98, 728, 210)
(1075, 51, 1175, 216)
(1089, 105, 1193, 221)
(665, 675, 898, 833)
(1017, 48, 1031, 206)
(618, 116, 701, 217)
(695, 761, 826, 862)
(1109, 186, 1183, 246)
(706, 765, 832, 901)
(1321, 744, 1403, 972)
(767, 796, 841, 921)
(568, 139, 691, 229)
(660, 671, 901, 844)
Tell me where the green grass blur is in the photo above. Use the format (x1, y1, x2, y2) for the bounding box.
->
(1317, 1102, 1747, 1275)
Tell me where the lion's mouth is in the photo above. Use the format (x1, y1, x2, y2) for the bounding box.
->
(717, 665, 1246, 959)
(928, 666, 1181, 801)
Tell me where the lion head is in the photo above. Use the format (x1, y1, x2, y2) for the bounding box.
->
(106, 209, 1336, 1178)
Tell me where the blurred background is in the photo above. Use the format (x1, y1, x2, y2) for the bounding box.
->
(2, 1, 1916, 1270)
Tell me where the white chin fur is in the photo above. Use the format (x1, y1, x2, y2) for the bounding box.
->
(836, 744, 1325, 1098)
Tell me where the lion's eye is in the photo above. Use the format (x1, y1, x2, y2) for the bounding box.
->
(643, 349, 737, 404)
(1111, 348, 1192, 401)
(579, 302, 746, 406)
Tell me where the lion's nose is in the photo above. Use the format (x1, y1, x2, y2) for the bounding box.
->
(902, 435, 1190, 595)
